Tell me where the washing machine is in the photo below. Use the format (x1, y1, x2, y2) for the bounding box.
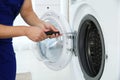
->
(13, 0, 120, 80)
(34, 0, 120, 80)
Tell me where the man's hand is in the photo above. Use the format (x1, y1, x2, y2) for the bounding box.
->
(25, 26, 48, 42)
(39, 21, 61, 38)
(24, 22, 61, 42)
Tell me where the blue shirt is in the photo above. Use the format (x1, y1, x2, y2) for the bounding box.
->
(0, 0, 24, 80)
(0, 0, 24, 43)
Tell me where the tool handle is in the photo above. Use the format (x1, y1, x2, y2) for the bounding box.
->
(45, 31, 60, 35)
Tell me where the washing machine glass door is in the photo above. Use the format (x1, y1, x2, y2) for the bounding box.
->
(37, 11, 73, 70)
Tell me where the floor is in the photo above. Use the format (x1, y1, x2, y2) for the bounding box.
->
(16, 72, 32, 80)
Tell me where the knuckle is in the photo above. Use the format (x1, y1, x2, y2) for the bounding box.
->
(34, 37, 40, 42)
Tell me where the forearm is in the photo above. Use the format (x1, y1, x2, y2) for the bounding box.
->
(0, 24, 27, 39)
(20, 10, 43, 27)
(20, 0, 43, 27)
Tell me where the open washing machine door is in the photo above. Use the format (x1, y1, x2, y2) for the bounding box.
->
(37, 11, 73, 70)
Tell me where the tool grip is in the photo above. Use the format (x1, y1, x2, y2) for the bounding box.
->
(45, 31, 60, 35)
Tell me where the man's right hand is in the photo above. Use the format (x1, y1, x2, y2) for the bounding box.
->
(24, 26, 48, 42)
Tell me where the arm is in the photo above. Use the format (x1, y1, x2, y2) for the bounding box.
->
(20, 0, 43, 27)
(20, 0, 59, 32)
(0, 0, 59, 42)
(0, 24, 47, 42)
(0, 24, 26, 38)
(0, 0, 47, 41)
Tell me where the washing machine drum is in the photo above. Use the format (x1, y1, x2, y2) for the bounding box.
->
(77, 15, 105, 80)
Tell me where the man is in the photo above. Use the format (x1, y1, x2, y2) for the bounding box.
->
(0, 0, 60, 80)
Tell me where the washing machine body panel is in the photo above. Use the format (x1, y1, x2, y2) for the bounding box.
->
(70, 0, 120, 80)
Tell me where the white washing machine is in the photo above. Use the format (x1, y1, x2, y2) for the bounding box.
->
(35, 0, 120, 80)
(13, 0, 120, 80)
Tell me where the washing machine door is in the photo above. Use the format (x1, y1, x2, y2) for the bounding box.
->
(37, 11, 73, 70)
